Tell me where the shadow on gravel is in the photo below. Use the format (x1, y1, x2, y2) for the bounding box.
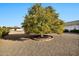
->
(3, 34, 54, 41)
(3, 34, 30, 41)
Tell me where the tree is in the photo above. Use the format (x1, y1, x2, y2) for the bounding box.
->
(22, 4, 64, 37)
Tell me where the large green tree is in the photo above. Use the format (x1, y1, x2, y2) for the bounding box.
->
(22, 4, 64, 36)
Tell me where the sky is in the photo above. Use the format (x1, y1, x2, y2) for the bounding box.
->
(0, 3, 79, 27)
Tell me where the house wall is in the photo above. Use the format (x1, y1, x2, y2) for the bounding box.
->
(65, 25, 79, 31)
(10, 28, 24, 31)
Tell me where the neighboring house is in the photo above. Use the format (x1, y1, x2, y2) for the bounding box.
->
(17, 28, 24, 31)
(10, 28, 24, 31)
(65, 25, 79, 31)
(8, 26, 23, 31)
(65, 20, 79, 31)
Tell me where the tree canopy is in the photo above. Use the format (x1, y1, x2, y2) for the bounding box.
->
(22, 4, 64, 35)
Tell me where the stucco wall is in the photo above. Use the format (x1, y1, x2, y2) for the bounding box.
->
(65, 25, 79, 31)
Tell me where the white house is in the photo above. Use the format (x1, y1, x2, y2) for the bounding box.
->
(65, 25, 79, 31)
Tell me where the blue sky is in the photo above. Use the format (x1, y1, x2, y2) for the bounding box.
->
(0, 3, 79, 26)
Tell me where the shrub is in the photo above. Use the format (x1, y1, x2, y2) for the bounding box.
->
(70, 29, 79, 33)
(0, 31, 2, 38)
(64, 29, 69, 32)
(0, 27, 9, 38)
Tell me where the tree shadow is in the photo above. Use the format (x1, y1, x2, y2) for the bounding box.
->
(3, 34, 31, 41)
(3, 34, 54, 41)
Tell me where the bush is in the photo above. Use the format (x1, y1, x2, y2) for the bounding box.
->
(70, 29, 79, 33)
(64, 29, 69, 32)
(0, 31, 2, 38)
(0, 27, 9, 38)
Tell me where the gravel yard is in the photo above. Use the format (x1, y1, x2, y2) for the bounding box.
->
(0, 31, 79, 56)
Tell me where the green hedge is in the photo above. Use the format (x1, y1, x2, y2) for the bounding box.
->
(70, 29, 79, 33)
(64, 29, 69, 32)
(0, 27, 9, 38)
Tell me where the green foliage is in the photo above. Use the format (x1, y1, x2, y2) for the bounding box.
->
(64, 29, 69, 32)
(22, 4, 64, 35)
(70, 29, 79, 33)
(0, 27, 9, 38)
(0, 31, 2, 38)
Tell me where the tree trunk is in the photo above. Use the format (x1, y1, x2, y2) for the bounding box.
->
(40, 34, 44, 37)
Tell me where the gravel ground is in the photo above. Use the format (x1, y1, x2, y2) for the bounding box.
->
(0, 31, 79, 56)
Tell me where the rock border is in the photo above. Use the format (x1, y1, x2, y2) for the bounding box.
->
(32, 37, 54, 41)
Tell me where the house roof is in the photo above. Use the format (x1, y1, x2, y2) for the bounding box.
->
(65, 20, 79, 26)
